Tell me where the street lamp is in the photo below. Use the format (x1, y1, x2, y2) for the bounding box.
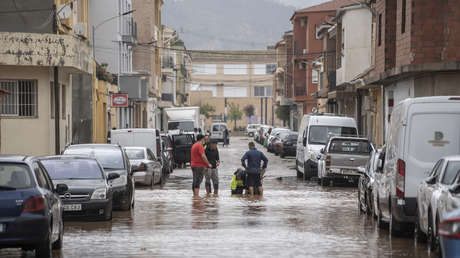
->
(92, 10, 135, 59)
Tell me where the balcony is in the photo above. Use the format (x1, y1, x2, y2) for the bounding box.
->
(122, 19, 137, 45)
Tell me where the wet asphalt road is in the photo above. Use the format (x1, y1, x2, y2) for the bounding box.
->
(1, 137, 436, 258)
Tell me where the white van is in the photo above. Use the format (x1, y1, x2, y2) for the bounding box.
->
(296, 114, 358, 180)
(111, 129, 162, 159)
(375, 96, 460, 235)
(210, 122, 228, 142)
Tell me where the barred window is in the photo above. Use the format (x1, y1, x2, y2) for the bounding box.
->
(254, 86, 272, 97)
(0, 80, 37, 117)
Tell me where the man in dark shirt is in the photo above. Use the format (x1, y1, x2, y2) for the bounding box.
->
(241, 141, 268, 196)
(205, 141, 220, 194)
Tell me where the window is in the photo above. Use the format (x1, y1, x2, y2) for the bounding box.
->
(61, 84, 66, 119)
(441, 161, 460, 185)
(308, 126, 358, 145)
(192, 64, 216, 75)
(312, 70, 319, 84)
(253, 64, 266, 75)
(0, 163, 34, 189)
(254, 86, 272, 97)
(41, 159, 104, 180)
(401, 0, 406, 33)
(223, 64, 247, 75)
(125, 148, 146, 160)
(0, 80, 37, 117)
(223, 87, 247, 97)
(33, 162, 51, 191)
(378, 14, 382, 46)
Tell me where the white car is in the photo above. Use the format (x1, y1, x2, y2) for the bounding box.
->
(210, 122, 228, 143)
(374, 96, 460, 236)
(415, 155, 460, 251)
(296, 114, 358, 180)
(246, 124, 260, 137)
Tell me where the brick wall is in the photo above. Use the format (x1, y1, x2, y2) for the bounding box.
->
(374, 0, 397, 74)
(395, 0, 412, 67)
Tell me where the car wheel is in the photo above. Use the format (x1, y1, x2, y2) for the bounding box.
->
(303, 162, 311, 180)
(367, 192, 374, 217)
(377, 199, 388, 229)
(52, 220, 63, 250)
(151, 172, 156, 187)
(280, 152, 285, 158)
(414, 208, 427, 243)
(105, 201, 113, 221)
(35, 227, 52, 258)
(358, 190, 364, 213)
(390, 206, 403, 237)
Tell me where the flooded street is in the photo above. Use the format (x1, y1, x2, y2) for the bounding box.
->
(1, 137, 435, 258)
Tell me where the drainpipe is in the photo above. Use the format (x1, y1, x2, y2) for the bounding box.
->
(53, 5, 60, 154)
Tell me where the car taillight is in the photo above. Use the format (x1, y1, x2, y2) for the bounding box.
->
(22, 195, 45, 213)
(325, 155, 331, 167)
(396, 159, 405, 198)
(439, 218, 460, 239)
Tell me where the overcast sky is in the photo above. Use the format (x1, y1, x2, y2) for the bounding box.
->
(274, 0, 328, 8)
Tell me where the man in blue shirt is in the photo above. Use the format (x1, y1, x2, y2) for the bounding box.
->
(241, 141, 268, 196)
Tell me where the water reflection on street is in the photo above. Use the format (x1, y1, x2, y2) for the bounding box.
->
(0, 137, 435, 258)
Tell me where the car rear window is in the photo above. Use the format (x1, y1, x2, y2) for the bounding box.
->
(0, 163, 34, 189)
(125, 149, 146, 160)
(329, 139, 371, 154)
(63, 147, 125, 170)
(441, 161, 460, 185)
(174, 135, 194, 145)
(42, 159, 104, 180)
(309, 126, 357, 145)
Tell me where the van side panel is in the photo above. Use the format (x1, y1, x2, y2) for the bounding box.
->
(405, 105, 460, 198)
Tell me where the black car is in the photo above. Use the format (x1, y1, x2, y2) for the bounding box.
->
(62, 144, 135, 211)
(40, 156, 119, 221)
(0, 155, 68, 258)
(274, 131, 298, 158)
(172, 133, 195, 168)
(160, 134, 174, 173)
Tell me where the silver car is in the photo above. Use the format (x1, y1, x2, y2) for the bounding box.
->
(415, 155, 460, 252)
(124, 147, 163, 186)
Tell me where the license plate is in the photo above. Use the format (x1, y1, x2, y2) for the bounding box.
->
(63, 204, 82, 211)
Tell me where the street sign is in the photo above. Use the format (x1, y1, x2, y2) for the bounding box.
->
(111, 94, 128, 107)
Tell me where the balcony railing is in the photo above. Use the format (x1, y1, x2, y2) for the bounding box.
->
(294, 86, 306, 97)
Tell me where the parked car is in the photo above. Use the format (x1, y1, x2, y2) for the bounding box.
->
(40, 156, 118, 221)
(317, 137, 372, 186)
(62, 144, 135, 211)
(111, 128, 162, 161)
(172, 133, 195, 168)
(161, 133, 174, 173)
(246, 124, 260, 137)
(296, 114, 358, 180)
(267, 128, 289, 152)
(210, 122, 228, 143)
(0, 155, 68, 257)
(415, 155, 460, 252)
(357, 148, 381, 215)
(439, 208, 460, 258)
(124, 147, 163, 186)
(374, 96, 460, 236)
(274, 131, 298, 158)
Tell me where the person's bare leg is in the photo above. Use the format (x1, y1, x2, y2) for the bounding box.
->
(193, 188, 200, 197)
(213, 186, 218, 195)
(257, 186, 263, 197)
(249, 186, 255, 196)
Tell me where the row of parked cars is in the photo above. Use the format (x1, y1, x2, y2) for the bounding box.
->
(0, 128, 196, 257)
(247, 124, 298, 158)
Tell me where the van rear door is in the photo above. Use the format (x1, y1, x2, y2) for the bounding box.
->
(405, 103, 460, 199)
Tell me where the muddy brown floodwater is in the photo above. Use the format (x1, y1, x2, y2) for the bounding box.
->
(1, 137, 436, 258)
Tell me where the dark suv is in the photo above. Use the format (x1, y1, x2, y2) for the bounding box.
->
(62, 144, 134, 211)
(0, 155, 68, 258)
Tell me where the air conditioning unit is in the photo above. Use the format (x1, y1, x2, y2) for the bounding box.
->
(303, 49, 307, 55)
(74, 22, 87, 37)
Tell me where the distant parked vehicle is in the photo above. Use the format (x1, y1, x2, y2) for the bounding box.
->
(160, 134, 174, 173)
(296, 114, 358, 180)
(267, 128, 289, 153)
(111, 128, 162, 161)
(172, 133, 195, 168)
(439, 208, 460, 258)
(357, 148, 381, 215)
(374, 96, 460, 236)
(414, 155, 460, 253)
(256, 125, 272, 144)
(317, 137, 373, 186)
(124, 147, 163, 186)
(274, 131, 298, 158)
(40, 156, 118, 221)
(246, 124, 260, 137)
(63, 144, 135, 211)
(210, 122, 229, 143)
(0, 155, 68, 257)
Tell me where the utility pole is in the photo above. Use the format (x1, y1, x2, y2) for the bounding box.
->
(264, 97, 268, 125)
(53, 5, 60, 154)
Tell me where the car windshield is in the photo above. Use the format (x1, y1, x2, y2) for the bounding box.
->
(168, 121, 194, 132)
(41, 159, 103, 180)
(174, 135, 194, 145)
(328, 139, 371, 154)
(0, 163, 34, 189)
(125, 149, 146, 160)
(442, 161, 460, 185)
(64, 147, 125, 170)
(309, 126, 357, 145)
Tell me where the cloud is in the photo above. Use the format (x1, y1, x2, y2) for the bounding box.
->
(274, 0, 329, 8)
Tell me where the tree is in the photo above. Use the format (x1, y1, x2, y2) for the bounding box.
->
(200, 103, 215, 119)
(243, 104, 255, 118)
(227, 103, 242, 130)
(275, 105, 290, 126)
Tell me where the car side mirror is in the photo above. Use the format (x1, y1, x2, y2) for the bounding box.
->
(425, 176, 437, 185)
(320, 148, 325, 154)
(107, 173, 120, 181)
(302, 138, 307, 147)
(55, 184, 68, 194)
(448, 184, 460, 194)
